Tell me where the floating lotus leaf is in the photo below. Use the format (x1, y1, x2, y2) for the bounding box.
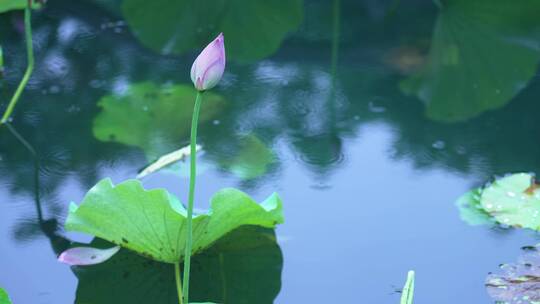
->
(74, 226, 282, 304)
(456, 173, 540, 230)
(480, 173, 540, 230)
(65, 178, 284, 263)
(401, 0, 540, 122)
(486, 245, 540, 304)
(455, 188, 495, 226)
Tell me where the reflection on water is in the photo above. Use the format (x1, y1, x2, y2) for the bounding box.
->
(74, 226, 282, 304)
(1, 0, 540, 303)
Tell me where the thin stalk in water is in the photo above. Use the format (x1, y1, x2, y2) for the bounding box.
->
(180, 90, 203, 304)
(174, 262, 184, 304)
(1, 0, 35, 124)
(400, 271, 415, 304)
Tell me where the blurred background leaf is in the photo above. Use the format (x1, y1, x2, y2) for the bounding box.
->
(121, 0, 303, 62)
(401, 0, 540, 122)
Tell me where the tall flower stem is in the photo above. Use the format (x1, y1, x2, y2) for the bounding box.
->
(181, 90, 203, 304)
(174, 262, 184, 304)
(1, 0, 35, 124)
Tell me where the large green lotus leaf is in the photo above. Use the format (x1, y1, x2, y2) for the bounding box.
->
(0, 288, 11, 304)
(92, 82, 225, 160)
(74, 226, 282, 304)
(218, 135, 276, 180)
(486, 244, 540, 304)
(121, 0, 303, 62)
(65, 178, 284, 263)
(455, 188, 495, 226)
(0, 0, 40, 13)
(401, 0, 540, 122)
(480, 173, 540, 230)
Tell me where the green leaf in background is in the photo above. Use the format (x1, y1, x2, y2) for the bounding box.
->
(92, 82, 225, 160)
(0, 288, 11, 304)
(480, 173, 540, 230)
(218, 135, 276, 180)
(65, 178, 284, 263)
(401, 0, 540, 122)
(400, 271, 415, 304)
(0, 0, 41, 13)
(486, 244, 540, 304)
(74, 226, 282, 304)
(455, 188, 495, 226)
(121, 0, 303, 62)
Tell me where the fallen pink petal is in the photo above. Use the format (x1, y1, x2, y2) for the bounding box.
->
(58, 246, 121, 266)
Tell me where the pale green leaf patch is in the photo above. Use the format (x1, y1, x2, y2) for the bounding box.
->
(480, 173, 540, 230)
(456, 173, 540, 231)
(0, 288, 12, 304)
(456, 188, 495, 226)
(65, 178, 284, 263)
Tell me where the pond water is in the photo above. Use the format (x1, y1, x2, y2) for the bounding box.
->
(2, 0, 540, 303)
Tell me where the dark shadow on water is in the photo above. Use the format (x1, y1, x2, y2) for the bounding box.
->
(73, 226, 283, 304)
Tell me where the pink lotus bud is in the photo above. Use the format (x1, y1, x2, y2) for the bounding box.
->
(58, 246, 120, 266)
(190, 33, 226, 91)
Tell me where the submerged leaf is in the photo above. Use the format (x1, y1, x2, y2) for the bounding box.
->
(401, 0, 540, 122)
(93, 82, 225, 160)
(400, 271, 415, 304)
(0, 288, 12, 304)
(58, 246, 121, 266)
(65, 178, 284, 263)
(74, 226, 282, 304)
(480, 173, 540, 230)
(486, 244, 540, 303)
(121, 0, 303, 61)
(218, 135, 276, 180)
(455, 188, 495, 226)
(137, 144, 202, 179)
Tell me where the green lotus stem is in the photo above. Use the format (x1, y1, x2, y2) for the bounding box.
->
(1, 1, 35, 124)
(174, 262, 184, 304)
(400, 271, 415, 304)
(181, 90, 203, 304)
(330, 0, 340, 81)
